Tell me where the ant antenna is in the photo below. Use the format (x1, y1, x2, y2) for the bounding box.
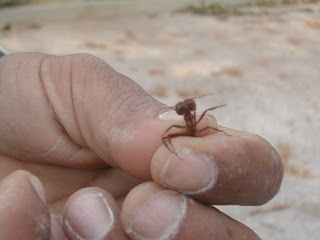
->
(189, 93, 213, 100)
(164, 106, 175, 111)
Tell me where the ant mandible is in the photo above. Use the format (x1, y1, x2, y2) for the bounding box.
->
(162, 94, 230, 155)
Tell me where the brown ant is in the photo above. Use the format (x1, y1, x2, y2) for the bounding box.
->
(162, 95, 230, 155)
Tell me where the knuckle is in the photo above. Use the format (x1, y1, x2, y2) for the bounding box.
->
(71, 53, 104, 71)
(68, 53, 156, 115)
(62, 54, 159, 129)
(68, 53, 118, 90)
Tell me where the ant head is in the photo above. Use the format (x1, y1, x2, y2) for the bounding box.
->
(175, 99, 196, 115)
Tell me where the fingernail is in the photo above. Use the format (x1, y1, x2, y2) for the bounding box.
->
(65, 193, 114, 239)
(158, 108, 183, 120)
(161, 149, 218, 194)
(28, 174, 46, 204)
(128, 191, 187, 239)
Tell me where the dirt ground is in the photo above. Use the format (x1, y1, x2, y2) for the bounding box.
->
(1, 2, 320, 239)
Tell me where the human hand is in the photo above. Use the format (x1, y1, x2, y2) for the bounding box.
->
(0, 53, 283, 239)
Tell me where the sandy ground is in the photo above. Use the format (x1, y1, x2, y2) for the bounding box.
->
(1, 2, 320, 239)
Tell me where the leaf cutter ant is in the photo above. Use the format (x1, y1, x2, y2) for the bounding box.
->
(162, 94, 230, 155)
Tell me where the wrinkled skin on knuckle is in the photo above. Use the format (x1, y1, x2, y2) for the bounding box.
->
(69, 53, 107, 89)
(74, 54, 160, 118)
(101, 69, 156, 118)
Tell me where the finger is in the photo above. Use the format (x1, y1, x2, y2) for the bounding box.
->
(0, 153, 142, 205)
(121, 182, 261, 240)
(151, 127, 283, 205)
(62, 187, 129, 240)
(0, 170, 50, 240)
(50, 214, 68, 240)
(0, 53, 212, 179)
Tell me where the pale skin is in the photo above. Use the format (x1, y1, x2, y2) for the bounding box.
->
(0, 53, 283, 240)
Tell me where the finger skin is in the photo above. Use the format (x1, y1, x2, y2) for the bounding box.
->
(50, 215, 67, 240)
(63, 187, 129, 240)
(121, 182, 261, 240)
(0, 170, 50, 240)
(151, 127, 283, 205)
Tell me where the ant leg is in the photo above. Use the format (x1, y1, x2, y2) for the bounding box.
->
(162, 125, 187, 137)
(162, 136, 176, 155)
(162, 132, 191, 157)
(197, 126, 231, 136)
(162, 125, 188, 156)
(195, 105, 226, 125)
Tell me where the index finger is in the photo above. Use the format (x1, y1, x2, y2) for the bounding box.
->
(0, 53, 212, 180)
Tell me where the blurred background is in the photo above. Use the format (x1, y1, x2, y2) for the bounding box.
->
(1, 0, 319, 239)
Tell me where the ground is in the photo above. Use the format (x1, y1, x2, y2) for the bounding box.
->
(0, 1, 320, 239)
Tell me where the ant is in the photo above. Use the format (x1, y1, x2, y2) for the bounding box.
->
(162, 94, 230, 155)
